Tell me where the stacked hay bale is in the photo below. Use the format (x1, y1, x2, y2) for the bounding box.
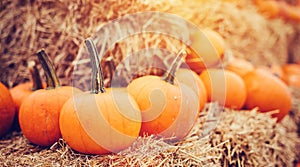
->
(0, 0, 299, 166)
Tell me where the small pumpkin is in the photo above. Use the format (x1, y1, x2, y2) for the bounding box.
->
(10, 61, 45, 130)
(257, 64, 284, 79)
(0, 82, 16, 137)
(186, 29, 225, 74)
(225, 57, 254, 77)
(59, 39, 141, 155)
(127, 50, 199, 141)
(175, 68, 207, 111)
(19, 50, 81, 146)
(243, 68, 292, 122)
(200, 68, 247, 109)
(281, 64, 300, 87)
(10, 61, 45, 111)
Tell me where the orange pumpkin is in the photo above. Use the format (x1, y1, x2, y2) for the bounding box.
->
(186, 29, 225, 74)
(59, 39, 141, 154)
(243, 69, 292, 122)
(10, 61, 45, 111)
(257, 64, 284, 79)
(281, 64, 300, 87)
(0, 82, 16, 137)
(19, 50, 81, 146)
(175, 68, 207, 111)
(225, 57, 254, 77)
(200, 69, 247, 109)
(127, 50, 199, 141)
(10, 61, 45, 130)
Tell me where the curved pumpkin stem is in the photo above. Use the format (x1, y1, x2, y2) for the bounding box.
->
(162, 49, 187, 84)
(36, 50, 60, 89)
(85, 38, 106, 94)
(28, 61, 43, 91)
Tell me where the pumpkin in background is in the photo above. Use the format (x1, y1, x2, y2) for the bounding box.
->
(186, 29, 225, 74)
(242, 68, 292, 122)
(200, 68, 247, 110)
(127, 50, 199, 141)
(60, 39, 141, 155)
(281, 64, 300, 87)
(175, 68, 207, 111)
(19, 50, 81, 146)
(257, 64, 284, 80)
(0, 82, 16, 137)
(225, 57, 254, 77)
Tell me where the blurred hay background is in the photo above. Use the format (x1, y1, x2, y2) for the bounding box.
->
(0, 0, 300, 166)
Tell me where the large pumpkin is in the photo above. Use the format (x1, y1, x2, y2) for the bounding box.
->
(243, 69, 292, 121)
(59, 39, 141, 154)
(200, 68, 247, 110)
(0, 82, 16, 137)
(127, 50, 199, 141)
(19, 50, 81, 146)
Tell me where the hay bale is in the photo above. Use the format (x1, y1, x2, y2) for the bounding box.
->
(210, 109, 300, 167)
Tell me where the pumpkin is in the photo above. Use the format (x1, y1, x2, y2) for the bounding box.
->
(186, 28, 225, 74)
(0, 82, 16, 137)
(19, 50, 81, 146)
(257, 64, 284, 79)
(281, 64, 300, 87)
(175, 68, 207, 111)
(225, 57, 254, 77)
(127, 50, 199, 141)
(10, 61, 45, 130)
(200, 69, 247, 109)
(10, 61, 45, 111)
(59, 38, 141, 155)
(243, 68, 292, 122)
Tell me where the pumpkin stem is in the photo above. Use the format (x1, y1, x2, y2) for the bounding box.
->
(36, 50, 60, 89)
(85, 38, 106, 94)
(28, 61, 43, 91)
(162, 49, 187, 84)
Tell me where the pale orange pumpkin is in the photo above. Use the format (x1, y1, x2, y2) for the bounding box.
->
(243, 69, 292, 122)
(281, 64, 300, 87)
(186, 29, 225, 74)
(127, 50, 199, 141)
(19, 50, 81, 146)
(225, 57, 254, 77)
(59, 39, 141, 154)
(0, 82, 16, 137)
(175, 68, 207, 111)
(200, 68, 247, 110)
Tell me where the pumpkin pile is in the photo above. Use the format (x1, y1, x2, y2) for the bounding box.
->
(1, 0, 300, 166)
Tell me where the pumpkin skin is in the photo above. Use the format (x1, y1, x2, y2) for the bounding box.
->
(175, 68, 207, 111)
(226, 57, 254, 77)
(127, 75, 199, 141)
(10, 82, 45, 111)
(281, 64, 300, 87)
(19, 86, 80, 146)
(200, 69, 247, 109)
(18, 50, 82, 146)
(0, 82, 16, 137)
(59, 90, 141, 155)
(243, 69, 292, 122)
(186, 29, 225, 74)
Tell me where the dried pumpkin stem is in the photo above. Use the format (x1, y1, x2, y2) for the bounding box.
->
(36, 50, 60, 89)
(85, 38, 106, 94)
(28, 61, 43, 91)
(162, 49, 187, 84)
